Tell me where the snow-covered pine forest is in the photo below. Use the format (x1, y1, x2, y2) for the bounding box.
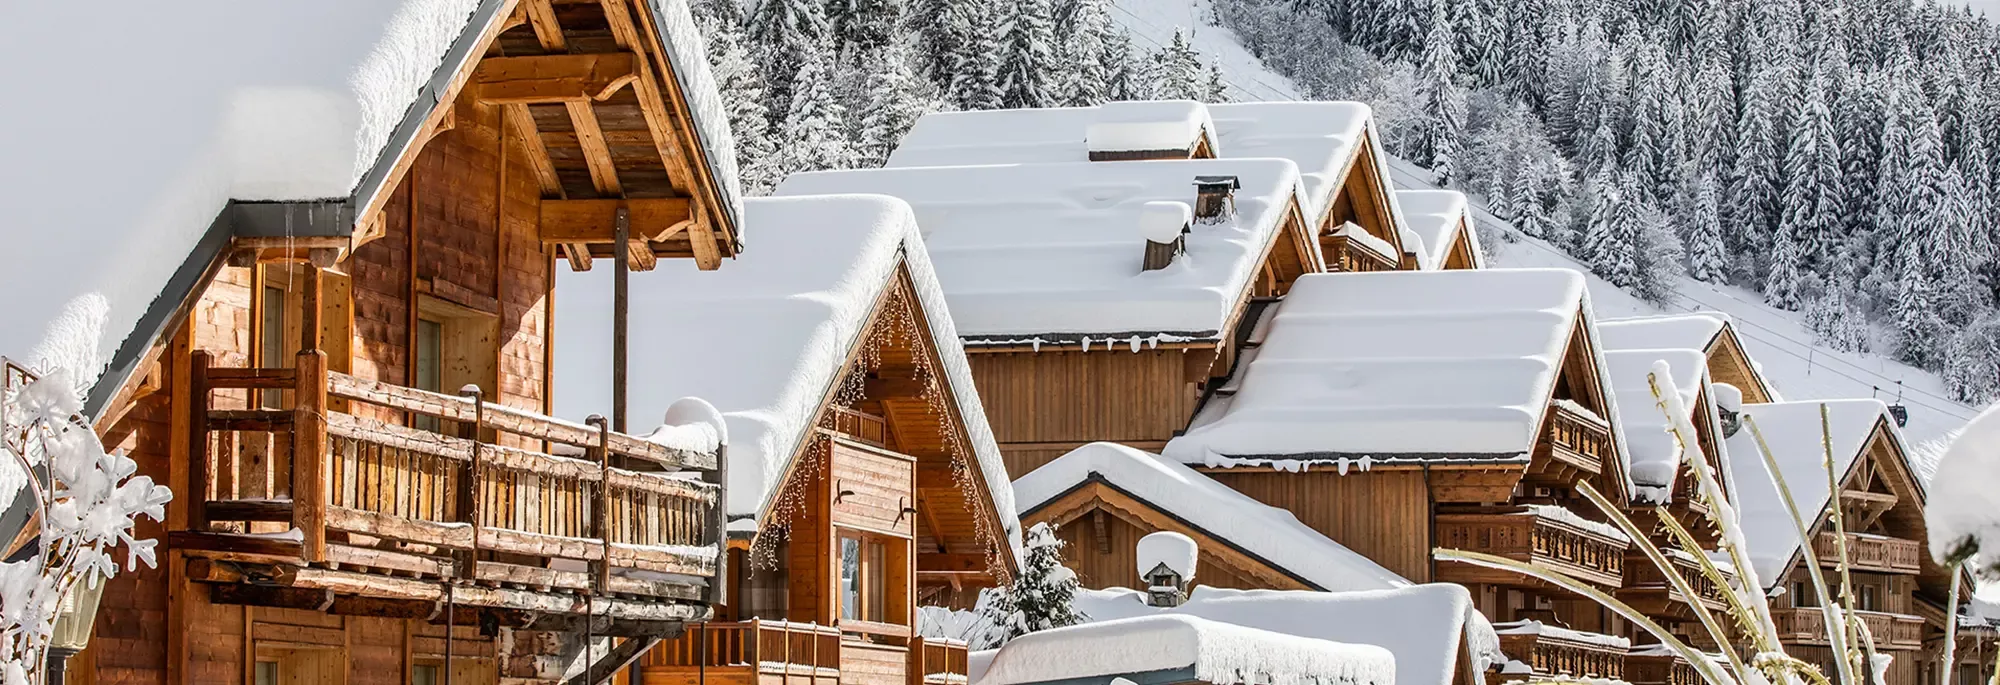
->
(1209, 0, 2000, 403)
(692, 0, 1230, 196)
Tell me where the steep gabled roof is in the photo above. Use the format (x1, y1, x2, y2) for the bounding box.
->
(5, 0, 739, 417)
(775, 159, 1315, 345)
(1397, 191, 1484, 271)
(1722, 399, 1916, 584)
(1015, 442, 1411, 592)
(1599, 348, 1713, 503)
(1166, 270, 1630, 485)
(1599, 313, 1776, 404)
(551, 195, 1019, 551)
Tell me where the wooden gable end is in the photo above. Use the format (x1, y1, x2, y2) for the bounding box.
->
(1028, 481, 1312, 592)
(753, 260, 1017, 623)
(1442, 218, 1481, 270)
(1523, 313, 1630, 504)
(1321, 134, 1409, 267)
(1705, 325, 1775, 404)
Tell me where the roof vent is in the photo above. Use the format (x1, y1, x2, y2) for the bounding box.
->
(1192, 176, 1239, 224)
(1137, 531, 1197, 607)
(1141, 201, 1192, 271)
(1711, 382, 1743, 438)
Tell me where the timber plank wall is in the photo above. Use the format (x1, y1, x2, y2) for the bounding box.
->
(968, 350, 1202, 476)
(1202, 470, 1434, 582)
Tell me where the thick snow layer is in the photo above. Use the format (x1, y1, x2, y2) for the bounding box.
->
(0, 0, 482, 385)
(884, 101, 1377, 229)
(1087, 101, 1220, 154)
(1597, 315, 1730, 357)
(551, 196, 1018, 551)
(1600, 349, 1709, 491)
(1074, 585, 1489, 685)
(1016, 443, 1409, 590)
(1141, 202, 1195, 244)
(1522, 505, 1630, 544)
(1396, 191, 1482, 271)
(1721, 399, 1906, 582)
(1333, 222, 1399, 264)
(775, 159, 1306, 341)
(978, 614, 1394, 685)
(1926, 402, 2000, 570)
(1165, 269, 1614, 462)
(1138, 531, 1200, 580)
(646, 0, 742, 227)
(1491, 620, 1631, 650)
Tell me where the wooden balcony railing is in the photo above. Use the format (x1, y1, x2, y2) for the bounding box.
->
(176, 351, 726, 616)
(1322, 226, 1400, 273)
(829, 406, 889, 448)
(1540, 401, 1611, 476)
(1771, 608, 1925, 650)
(1436, 508, 1629, 588)
(1622, 549, 1730, 615)
(1628, 650, 1703, 685)
(911, 636, 970, 685)
(1813, 532, 1922, 575)
(643, 620, 842, 675)
(1494, 623, 1627, 681)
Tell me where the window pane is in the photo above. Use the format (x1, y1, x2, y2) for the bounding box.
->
(415, 319, 443, 432)
(254, 661, 278, 685)
(414, 664, 440, 685)
(840, 537, 861, 621)
(866, 540, 886, 623)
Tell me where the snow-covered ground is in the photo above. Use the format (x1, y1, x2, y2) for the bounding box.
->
(1104, 0, 1979, 447)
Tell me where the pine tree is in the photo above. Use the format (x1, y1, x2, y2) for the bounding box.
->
(1770, 60, 1842, 309)
(1682, 171, 1730, 283)
(1204, 63, 1229, 103)
(947, 0, 1005, 110)
(1806, 283, 1873, 353)
(775, 53, 854, 178)
(977, 523, 1084, 645)
(1417, 1, 1465, 187)
(1726, 54, 1783, 259)
(831, 0, 900, 64)
(998, 0, 1058, 109)
(1152, 29, 1207, 100)
(701, 10, 782, 195)
(853, 41, 938, 167)
(1945, 314, 2000, 403)
(747, 0, 832, 117)
(1101, 30, 1139, 101)
(1052, 0, 1113, 104)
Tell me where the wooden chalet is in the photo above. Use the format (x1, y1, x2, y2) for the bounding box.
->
(1396, 191, 1484, 271)
(883, 100, 1421, 275)
(1722, 400, 1994, 685)
(17, 1, 747, 682)
(544, 196, 1021, 685)
(1162, 268, 1641, 685)
(1598, 314, 1776, 406)
(774, 158, 1321, 478)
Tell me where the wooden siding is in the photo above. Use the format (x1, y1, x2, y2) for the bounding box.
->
(968, 350, 1200, 475)
(1196, 470, 1433, 582)
(839, 643, 909, 685)
(831, 441, 916, 537)
(1053, 508, 1273, 592)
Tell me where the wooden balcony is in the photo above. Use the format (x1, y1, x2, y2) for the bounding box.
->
(1812, 532, 1922, 575)
(643, 620, 842, 685)
(1322, 227, 1401, 273)
(1771, 608, 1924, 650)
(174, 352, 725, 628)
(1619, 549, 1730, 619)
(1534, 401, 1611, 481)
(1490, 621, 1627, 685)
(1435, 508, 1629, 588)
(1628, 649, 1703, 685)
(911, 636, 971, 685)
(829, 406, 890, 448)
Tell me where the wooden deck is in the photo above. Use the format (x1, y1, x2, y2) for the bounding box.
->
(640, 621, 969, 685)
(1771, 607, 1925, 650)
(175, 353, 725, 628)
(1618, 549, 1731, 619)
(1627, 650, 1702, 685)
(1322, 229, 1400, 273)
(1435, 507, 1629, 588)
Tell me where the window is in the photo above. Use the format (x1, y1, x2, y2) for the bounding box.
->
(413, 663, 441, 685)
(254, 661, 278, 685)
(1793, 581, 1816, 607)
(1859, 584, 1879, 612)
(837, 533, 888, 623)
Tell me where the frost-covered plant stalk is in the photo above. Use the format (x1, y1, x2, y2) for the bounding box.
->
(977, 522, 1084, 646)
(1437, 362, 1886, 685)
(0, 368, 172, 684)
(1926, 402, 2000, 685)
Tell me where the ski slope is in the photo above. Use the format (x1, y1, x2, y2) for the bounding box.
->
(1106, 0, 1981, 446)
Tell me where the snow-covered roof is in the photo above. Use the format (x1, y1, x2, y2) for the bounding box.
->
(1166, 269, 1626, 470)
(775, 159, 1308, 344)
(1014, 442, 1412, 591)
(1074, 585, 1494, 685)
(977, 614, 1394, 685)
(1491, 620, 1631, 650)
(1722, 399, 1906, 583)
(1396, 191, 1482, 270)
(883, 101, 1383, 227)
(1597, 314, 1728, 354)
(888, 102, 1214, 167)
(550, 195, 1019, 549)
(3, 0, 739, 417)
(1600, 349, 1709, 498)
(1088, 101, 1220, 156)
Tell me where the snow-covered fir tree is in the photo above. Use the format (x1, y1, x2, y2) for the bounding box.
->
(1152, 29, 1207, 100)
(978, 522, 1085, 645)
(1681, 171, 1730, 284)
(1415, 0, 1464, 187)
(852, 41, 941, 167)
(998, 0, 1059, 109)
(747, 0, 831, 116)
(775, 53, 854, 178)
(695, 5, 783, 195)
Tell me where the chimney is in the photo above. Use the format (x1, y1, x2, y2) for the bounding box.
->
(1711, 382, 1743, 438)
(1192, 175, 1240, 224)
(1140, 201, 1193, 271)
(1136, 531, 1197, 607)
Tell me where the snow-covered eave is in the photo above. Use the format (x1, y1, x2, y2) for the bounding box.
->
(640, 0, 744, 238)
(960, 330, 1220, 352)
(1188, 452, 1533, 469)
(1571, 291, 1638, 505)
(1758, 414, 1924, 589)
(1018, 473, 1331, 592)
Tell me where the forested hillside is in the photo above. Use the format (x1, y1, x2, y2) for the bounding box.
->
(1212, 0, 2000, 402)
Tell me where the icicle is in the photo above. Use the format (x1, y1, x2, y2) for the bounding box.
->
(1128, 335, 1141, 353)
(1031, 339, 1041, 353)
(1081, 337, 1091, 352)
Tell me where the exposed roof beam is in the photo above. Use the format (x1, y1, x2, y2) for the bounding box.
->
(601, 0, 722, 270)
(475, 53, 638, 105)
(503, 105, 565, 198)
(524, 0, 567, 51)
(566, 101, 622, 196)
(540, 198, 691, 244)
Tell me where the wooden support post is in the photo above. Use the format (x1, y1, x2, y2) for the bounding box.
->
(188, 350, 212, 531)
(704, 443, 728, 606)
(588, 415, 613, 591)
(612, 207, 629, 434)
(294, 349, 329, 563)
(459, 386, 486, 579)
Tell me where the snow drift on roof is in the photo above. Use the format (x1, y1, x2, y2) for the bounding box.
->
(978, 614, 1394, 685)
(1601, 349, 1708, 493)
(1206, 102, 1371, 221)
(775, 159, 1306, 342)
(1722, 399, 1903, 583)
(1014, 442, 1410, 591)
(1396, 190, 1480, 271)
(887, 103, 1216, 168)
(550, 195, 1017, 549)
(1074, 585, 1488, 685)
(1164, 269, 1595, 463)
(1598, 313, 1729, 353)
(1086, 101, 1219, 155)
